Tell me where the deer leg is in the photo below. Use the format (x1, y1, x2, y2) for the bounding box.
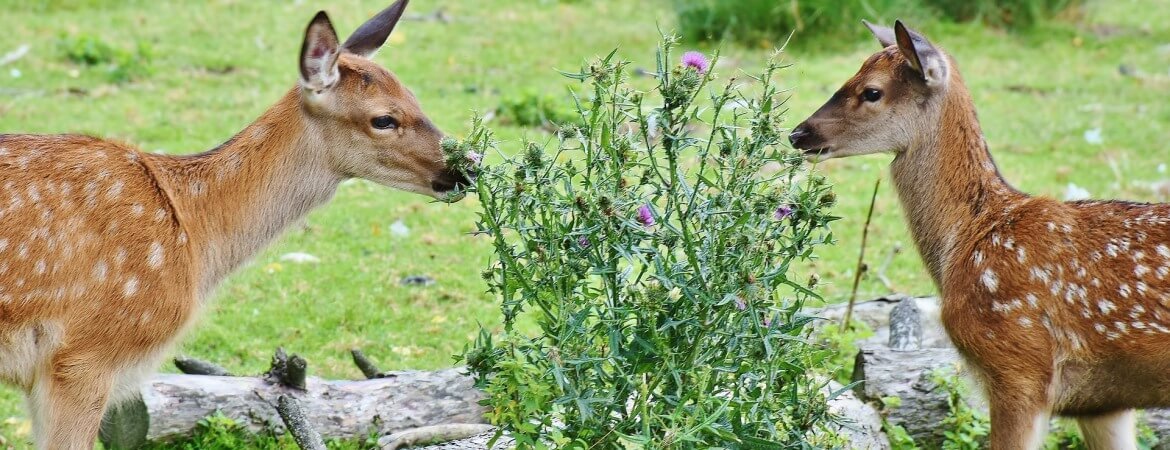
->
(1077, 410, 1137, 450)
(28, 354, 115, 450)
(986, 381, 1050, 450)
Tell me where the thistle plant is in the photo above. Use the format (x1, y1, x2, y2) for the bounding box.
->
(457, 36, 839, 448)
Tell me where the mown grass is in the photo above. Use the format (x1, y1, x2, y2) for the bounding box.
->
(1, 0, 1169, 447)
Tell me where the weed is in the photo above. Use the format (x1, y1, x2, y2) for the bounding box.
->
(460, 36, 839, 447)
(58, 33, 153, 83)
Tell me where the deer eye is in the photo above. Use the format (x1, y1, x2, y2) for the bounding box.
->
(371, 115, 398, 130)
(861, 88, 882, 103)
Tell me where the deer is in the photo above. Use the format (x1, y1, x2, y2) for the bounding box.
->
(0, 1, 472, 448)
(790, 20, 1170, 450)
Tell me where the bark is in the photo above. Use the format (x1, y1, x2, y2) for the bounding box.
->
(852, 346, 963, 448)
(106, 368, 487, 444)
(173, 356, 234, 376)
(887, 298, 922, 351)
(277, 395, 326, 450)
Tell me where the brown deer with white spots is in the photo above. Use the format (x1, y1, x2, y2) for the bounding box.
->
(791, 21, 1167, 450)
(0, 1, 471, 448)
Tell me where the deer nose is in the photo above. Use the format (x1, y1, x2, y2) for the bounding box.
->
(788, 126, 809, 147)
(430, 167, 473, 193)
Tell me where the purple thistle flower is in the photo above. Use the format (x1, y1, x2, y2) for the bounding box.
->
(681, 51, 709, 74)
(636, 204, 655, 227)
(774, 204, 794, 220)
(466, 151, 483, 166)
(734, 296, 746, 311)
(577, 235, 591, 248)
(763, 314, 773, 328)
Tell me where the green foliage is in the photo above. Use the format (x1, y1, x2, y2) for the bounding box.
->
(136, 413, 372, 450)
(671, 0, 1085, 46)
(885, 420, 919, 450)
(58, 33, 153, 83)
(932, 369, 989, 450)
(1138, 417, 1160, 449)
(671, 0, 923, 45)
(496, 90, 582, 130)
(1042, 420, 1085, 450)
(461, 36, 840, 447)
(921, 0, 1086, 27)
(816, 319, 874, 384)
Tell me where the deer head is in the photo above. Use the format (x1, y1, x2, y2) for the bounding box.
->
(298, 0, 471, 198)
(789, 20, 953, 161)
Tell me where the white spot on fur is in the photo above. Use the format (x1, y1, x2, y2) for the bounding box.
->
(1050, 279, 1064, 295)
(1026, 293, 1039, 308)
(1047, 222, 1056, 232)
(16, 243, 28, 260)
(982, 269, 998, 292)
(1120, 284, 1132, 298)
(1106, 244, 1119, 258)
(0, 238, 7, 252)
(106, 180, 124, 199)
(114, 247, 128, 266)
(1018, 317, 1033, 328)
(130, 203, 144, 216)
(1098, 300, 1117, 314)
(1017, 246, 1027, 263)
(1157, 244, 1170, 258)
(34, 260, 45, 275)
(123, 276, 139, 296)
(147, 242, 164, 269)
(154, 208, 167, 222)
(1159, 266, 1170, 279)
(177, 232, 188, 246)
(92, 261, 108, 281)
(1137, 265, 1151, 277)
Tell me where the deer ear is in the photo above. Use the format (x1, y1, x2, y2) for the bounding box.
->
(300, 11, 342, 91)
(864, 20, 896, 48)
(894, 20, 947, 87)
(342, 0, 409, 58)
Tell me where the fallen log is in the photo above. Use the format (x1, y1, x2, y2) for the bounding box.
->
(105, 368, 487, 445)
(851, 346, 963, 448)
(277, 395, 326, 450)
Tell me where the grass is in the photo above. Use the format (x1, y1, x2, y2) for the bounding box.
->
(1, 0, 1169, 447)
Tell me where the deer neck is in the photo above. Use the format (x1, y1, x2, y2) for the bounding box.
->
(889, 79, 1023, 288)
(152, 88, 344, 296)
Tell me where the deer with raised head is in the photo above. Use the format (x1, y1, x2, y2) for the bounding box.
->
(790, 21, 1169, 450)
(0, 1, 470, 448)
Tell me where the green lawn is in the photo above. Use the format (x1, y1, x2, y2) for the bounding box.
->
(1, 0, 1169, 447)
